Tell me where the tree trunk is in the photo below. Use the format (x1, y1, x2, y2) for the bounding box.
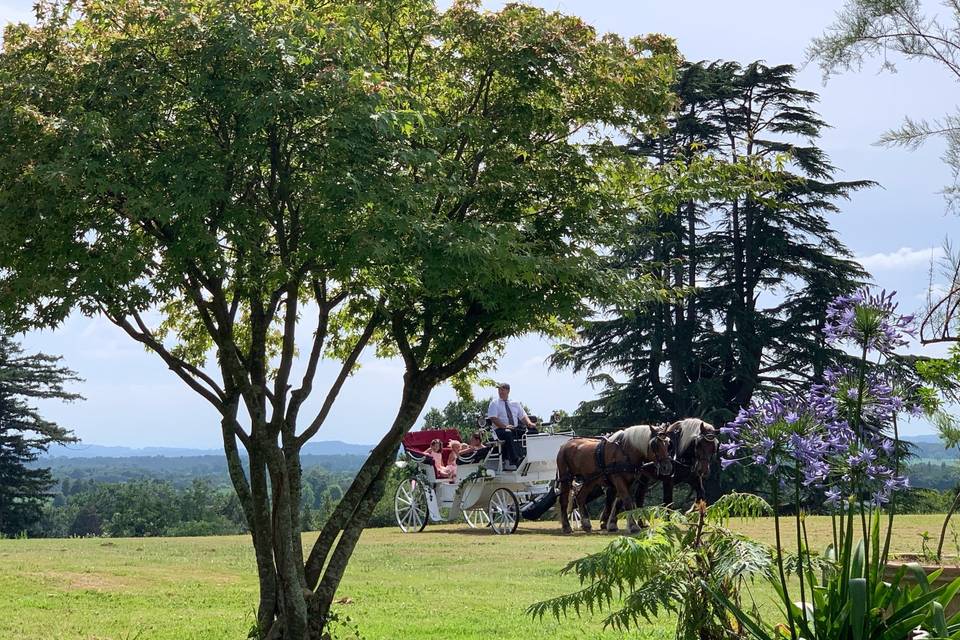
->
(252, 374, 433, 639)
(249, 447, 280, 635)
(937, 487, 960, 560)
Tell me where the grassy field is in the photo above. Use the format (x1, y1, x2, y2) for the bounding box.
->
(1, 515, 953, 640)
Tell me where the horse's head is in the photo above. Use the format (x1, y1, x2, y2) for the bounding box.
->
(648, 424, 673, 477)
(692, 420, 718, 478)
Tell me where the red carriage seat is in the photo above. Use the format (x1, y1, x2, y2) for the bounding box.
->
(401, 429, 462, 476)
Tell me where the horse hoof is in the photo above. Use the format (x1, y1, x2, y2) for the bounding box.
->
(562, 526, 572, 534)
(580, 524, 592, 533)
(606, 526, 619, 533)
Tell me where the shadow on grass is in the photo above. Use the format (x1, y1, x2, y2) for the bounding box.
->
(416, 525, 628, 538)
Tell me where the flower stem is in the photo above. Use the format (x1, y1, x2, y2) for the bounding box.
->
(795, 477, 806, 614)
(882, 414, 899, 566)
(772, 480, 797, 640)
(853, 342, 869, 438)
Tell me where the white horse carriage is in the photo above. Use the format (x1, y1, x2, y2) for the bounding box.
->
(394, 415, 574, 534)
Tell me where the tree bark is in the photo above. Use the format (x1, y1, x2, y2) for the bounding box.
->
(303, 375, 432, 589)
(248, 447, 280, 635)
(246, 373, 435, 639)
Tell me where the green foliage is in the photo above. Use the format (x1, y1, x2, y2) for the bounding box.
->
(529, 495, 774, 640)
(37, 478, 248, 538)
(553, 60, 868, 433)
(0, 0, 680, 633)
(717, 512, 960, 640)
(0, 335, 79, 536)
(894, 487, 956, 514)
(421, 397, 491, 439)
(810, 0, 960, 208)
(39, 453, 365, 487)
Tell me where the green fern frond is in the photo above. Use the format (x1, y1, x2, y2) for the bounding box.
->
(706, 492, 772, 524)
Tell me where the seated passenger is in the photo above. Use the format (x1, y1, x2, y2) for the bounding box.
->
(449, 432, 484, 458)
(423, 438, 457, 480)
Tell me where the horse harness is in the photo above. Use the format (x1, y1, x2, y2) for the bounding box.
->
(585, 431, 652, 486)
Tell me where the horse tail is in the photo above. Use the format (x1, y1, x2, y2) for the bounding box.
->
(556, 444, 572, 485)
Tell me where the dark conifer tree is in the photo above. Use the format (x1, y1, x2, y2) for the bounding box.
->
(0, 334, 79, 535)
(554, 61, 870, 438)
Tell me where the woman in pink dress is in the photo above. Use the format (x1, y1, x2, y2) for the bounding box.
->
(424, 439, 457, 480)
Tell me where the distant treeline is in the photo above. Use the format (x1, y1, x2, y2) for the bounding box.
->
(904, 461, 960, 492)
(906, 441, 960, 461)
(22, 449, 960, 539)
(32, 465, 357, 538)
(33, 453, 366, 488)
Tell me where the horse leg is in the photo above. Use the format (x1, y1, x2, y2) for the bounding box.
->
(633, 476, 649, 528)
(599, 484, 617, 531)
(602, 486, 619, 532)
(575, 479, 597, 532)
(662, 476, 674, 509)
(695, 475, 705, 504)
(559, 480, 573, 534)
(610, 475, 640, 534)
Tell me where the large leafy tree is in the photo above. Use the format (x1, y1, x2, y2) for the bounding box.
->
(0, 1, 676, 637)
(0, 335, 79, 536)
(553, 61, 869, 435)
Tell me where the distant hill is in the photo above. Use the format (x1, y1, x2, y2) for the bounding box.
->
(45, 440, 373, 458)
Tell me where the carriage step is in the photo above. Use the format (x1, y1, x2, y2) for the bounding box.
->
(520, 490, 557, 521)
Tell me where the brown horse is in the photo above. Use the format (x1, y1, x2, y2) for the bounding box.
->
(599, 418, 719, 523)
(557, 425, 673, 534)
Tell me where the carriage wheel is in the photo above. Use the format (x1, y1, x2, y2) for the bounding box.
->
(488, 488, 519, 535)
(570, 507, 582, 527)
(464, 508, 490, 529)
(395, 478, 428, 533)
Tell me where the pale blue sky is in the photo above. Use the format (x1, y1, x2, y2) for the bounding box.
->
(5, 0, 960, 447)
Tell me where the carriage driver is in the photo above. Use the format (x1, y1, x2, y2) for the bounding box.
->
(487, 382, 538, 471)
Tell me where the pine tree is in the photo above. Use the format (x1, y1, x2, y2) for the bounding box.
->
(554, 61, 870, 434)
(0, 334, 79, 535)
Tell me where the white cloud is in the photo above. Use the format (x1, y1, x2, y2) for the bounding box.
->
(857, 246, 943, 271)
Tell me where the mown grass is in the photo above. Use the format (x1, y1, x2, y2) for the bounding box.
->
(1, 514, 951, 640)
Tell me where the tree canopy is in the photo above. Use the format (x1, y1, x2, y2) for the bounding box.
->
(553, 61, 870, 433)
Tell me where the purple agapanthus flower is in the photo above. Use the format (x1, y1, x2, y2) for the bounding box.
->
(721, 289, 916, 511)
(823, 289, 915, 354)
(824, 488, 842, 506)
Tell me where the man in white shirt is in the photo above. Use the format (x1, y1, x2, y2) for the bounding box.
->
(487, 382, 538, 470)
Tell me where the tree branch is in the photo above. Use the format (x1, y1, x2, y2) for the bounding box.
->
(271, 282, 301, 425)
(390, 311, 418, 372)
(432, 328, 496, 380)
(286, 285, 348, 427)
(294, 303, 382, 447)
(105, 309, 228, 414)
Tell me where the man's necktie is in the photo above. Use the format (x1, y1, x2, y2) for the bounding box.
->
(504, 400, 514, 426)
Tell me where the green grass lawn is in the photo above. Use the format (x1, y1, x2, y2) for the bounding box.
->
(1, 514, 953, 640)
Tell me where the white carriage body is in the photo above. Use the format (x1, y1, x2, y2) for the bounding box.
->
(406, 431, 573, 529)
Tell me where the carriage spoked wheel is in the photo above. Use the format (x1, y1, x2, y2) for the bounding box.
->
(570, 507, 582, 527)
(488, 488, 520, 535)
(463, 508, 490, 529)
(395, 478, 428, 533)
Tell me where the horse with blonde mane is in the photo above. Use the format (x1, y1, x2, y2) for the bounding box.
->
(599, 418, 719, 524)
(556, 424, 673, 534)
